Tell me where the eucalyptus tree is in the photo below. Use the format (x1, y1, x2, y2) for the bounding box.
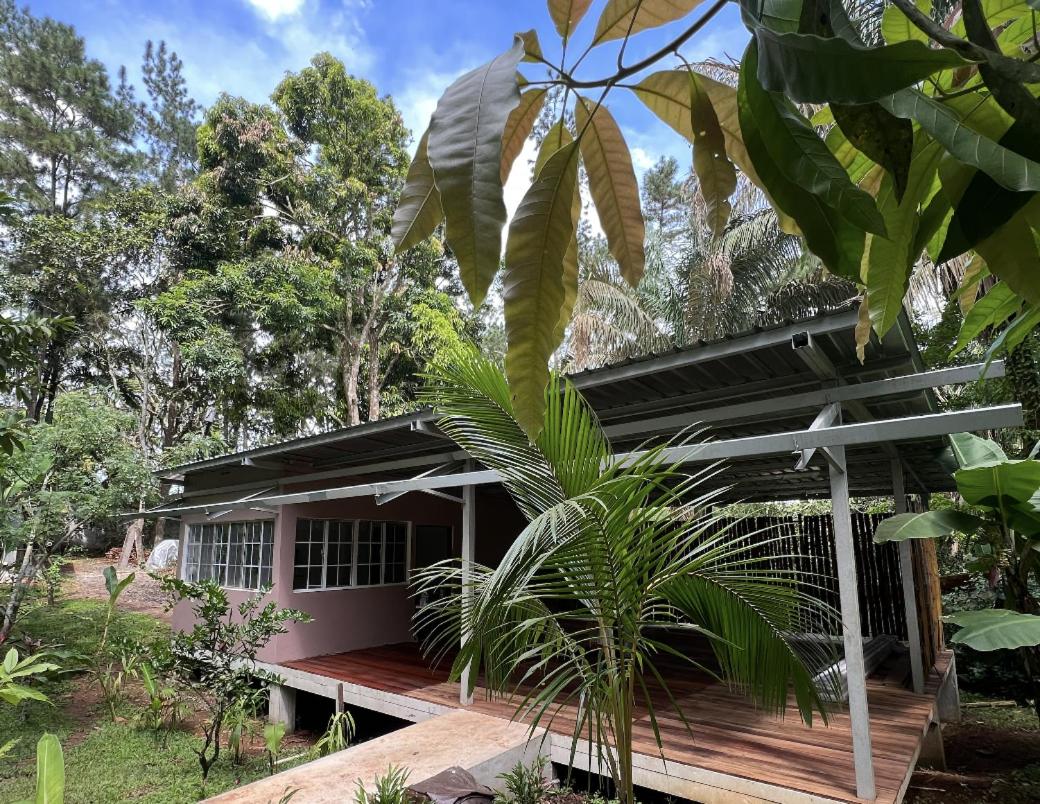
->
(415, 352, 839, 804)
(391, 0, 1040, 437)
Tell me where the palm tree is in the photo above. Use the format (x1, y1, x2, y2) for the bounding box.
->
(415, 352, 840, 803)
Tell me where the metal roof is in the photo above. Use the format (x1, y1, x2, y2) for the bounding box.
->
(162, 307, 994, 504)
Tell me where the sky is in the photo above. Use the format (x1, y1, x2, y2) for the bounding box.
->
(26, 0, 752, 212)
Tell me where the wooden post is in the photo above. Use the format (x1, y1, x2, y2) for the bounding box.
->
(892, 459, 925, 694)
(829, 445, 877, 801)
(460, 480, 476, 705)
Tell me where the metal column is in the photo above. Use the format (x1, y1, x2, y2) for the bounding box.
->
(893, 459, 926, 694)
(829, 445, 877, 800)
(459, 481, 476, 705)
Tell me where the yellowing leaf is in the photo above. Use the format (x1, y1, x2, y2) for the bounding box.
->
(428, 37, 524, 307)
(548, 0, 593, 39)
(574, 97, 646, 286)
(957, 255, 989, 315)
(392, 130, 443, 253)
(855, 296, 871, 363)
(504, 142, 581, 438)
(593, 0, 705, 46)
(687, 71, 737, 238)
(501, 88, 547, 184)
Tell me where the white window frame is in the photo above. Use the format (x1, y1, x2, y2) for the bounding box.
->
(181, 519, 274, 592)
(292, 518, 411, 592)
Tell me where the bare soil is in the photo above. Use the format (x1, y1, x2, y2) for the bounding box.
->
(66, 557, 172, 619)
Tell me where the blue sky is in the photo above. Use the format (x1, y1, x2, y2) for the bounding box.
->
(27, 0, 751, 200)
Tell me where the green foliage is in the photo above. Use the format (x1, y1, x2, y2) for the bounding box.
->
(149, 578, 308, 781)
(262, 722, 287, 775)
(948, 609, 1040, 651)
(354, 765, 412, 804)
(494, 756, 552, 804)
(416, 350, 838, 803)
(314, 709, 355, 758)
(0, 647, 59, 706)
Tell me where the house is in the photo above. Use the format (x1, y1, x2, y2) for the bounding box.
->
(150, 306, 1020, 804)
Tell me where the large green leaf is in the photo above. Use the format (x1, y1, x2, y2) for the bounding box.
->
(592, 0, 705, 46)
(392, 130, 443, 253)
(428, 37, 524, 307)
(947, 609, 1040, 650)
(832, 103, 913, 201)
(34, 734, 64, 804)
(973, 198, 1040, 306)
(955, 458, 1040, 507)
(503, 142, 581, 438)
(952, 282, 1023, 355)
(738, 42, 865, 278)
(575, 97, 646, 286)
(500, 88, 547, 184)
(863, 137, 943, 336)
(873, 509, 987, 543)
(881, 0, 931, 44)
(950, 432, 1009, 468)
(688, 71, 739, 238)
(548, 0, 594, 40)
(750, 26, 967, 103)
(881, 89, 1040, 195)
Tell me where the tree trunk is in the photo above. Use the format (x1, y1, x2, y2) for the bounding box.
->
(341, 337, 363, 427)
(0, 542, 36, 644)
(367, 327, 381, 422)
(119, 516, 145, 569)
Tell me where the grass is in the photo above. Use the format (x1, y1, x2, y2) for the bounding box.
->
(1, 597, 307, 803)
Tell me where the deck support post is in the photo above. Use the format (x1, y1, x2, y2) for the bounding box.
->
(828, 444, 877, 801)
(892, 458, 926, 695)
(268, 683, 296, 733)
(460, 480, 476, 706)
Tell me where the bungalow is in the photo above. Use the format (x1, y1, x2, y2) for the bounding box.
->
(149, 306, 1020, 804)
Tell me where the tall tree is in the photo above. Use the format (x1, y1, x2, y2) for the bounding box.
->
(138, 40, 200, 191)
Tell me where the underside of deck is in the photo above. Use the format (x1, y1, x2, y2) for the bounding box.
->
(268, 643, 954, 804)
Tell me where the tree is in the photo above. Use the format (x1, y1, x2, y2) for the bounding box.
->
(151, 578, 308, 781)
(415, 350, 839, 804)
(138, 40, 201, 191)
(0, 0, 137, 217)
(0, 391, 155, 643)
(392, 0, 1040, 437)
(876, 432, 1040, 720)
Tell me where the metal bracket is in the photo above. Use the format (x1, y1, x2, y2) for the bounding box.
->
(375, 461, 464, 506)
(794, 403, 841, 470)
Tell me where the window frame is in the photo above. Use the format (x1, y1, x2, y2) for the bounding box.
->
(292, 518, 412, 593)
(181, 518, 275, 592)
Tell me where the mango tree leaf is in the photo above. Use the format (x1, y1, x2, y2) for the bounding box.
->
(593, 0, 705, 46)
(548, 0, 594, 40)
(952, 282, 1022, 355)
(863, 136, 944, 336)
(881, 0, 931, 44)
(974, 198, 1040, 306)
(517, 30, 543, 62)
(873, 509, 987, 543)
(574, 97, 646, 286)
(750, 26, 968, 103)
(500, 89, 547, 183)
(392, 130, 443, 253)
(832, 103, 913, 201)
(881, 89, 1040, 195)
(503, 142, 581, 438)
(955, 458, 1040, 507)
(737, 41, 865, 278)
(34, 733, 64, 804)
(687, 71, 737, 237)
(950, 431, 1008, 468)
(428, 36, 524, 307)
(947, 609, 1040, 650)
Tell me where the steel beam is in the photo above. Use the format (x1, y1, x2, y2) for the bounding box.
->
(829, 443, 877, 801)
(894, 459, 926, 694)
(460, 480, 476, 706)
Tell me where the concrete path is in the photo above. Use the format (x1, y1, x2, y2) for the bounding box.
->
(206, 710, 544, 803)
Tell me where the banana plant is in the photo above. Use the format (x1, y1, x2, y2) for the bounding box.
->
(392, 0, 1040, 438)
(875, 432, 1040, 716)
(0, 647, 59, 706)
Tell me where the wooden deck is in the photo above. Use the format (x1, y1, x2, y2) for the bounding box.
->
(277, 643, 954, 804)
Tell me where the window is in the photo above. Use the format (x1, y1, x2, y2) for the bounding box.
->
(184, 520, 273, 590)
(293, 519, 409, 590)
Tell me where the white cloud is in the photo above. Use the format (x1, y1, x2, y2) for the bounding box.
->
(244, 0, 306, 22)
(394, 64, 473, 150)
(629, 146, 655, 172)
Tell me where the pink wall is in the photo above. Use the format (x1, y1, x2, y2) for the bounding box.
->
(173, 490, 492, 663)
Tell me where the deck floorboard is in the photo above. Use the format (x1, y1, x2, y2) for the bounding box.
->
(283, 644, 950, 804)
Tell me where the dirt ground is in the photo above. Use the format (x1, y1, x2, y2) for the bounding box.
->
(65, 557, 172, 619)
(905, 706, 1040, 803)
